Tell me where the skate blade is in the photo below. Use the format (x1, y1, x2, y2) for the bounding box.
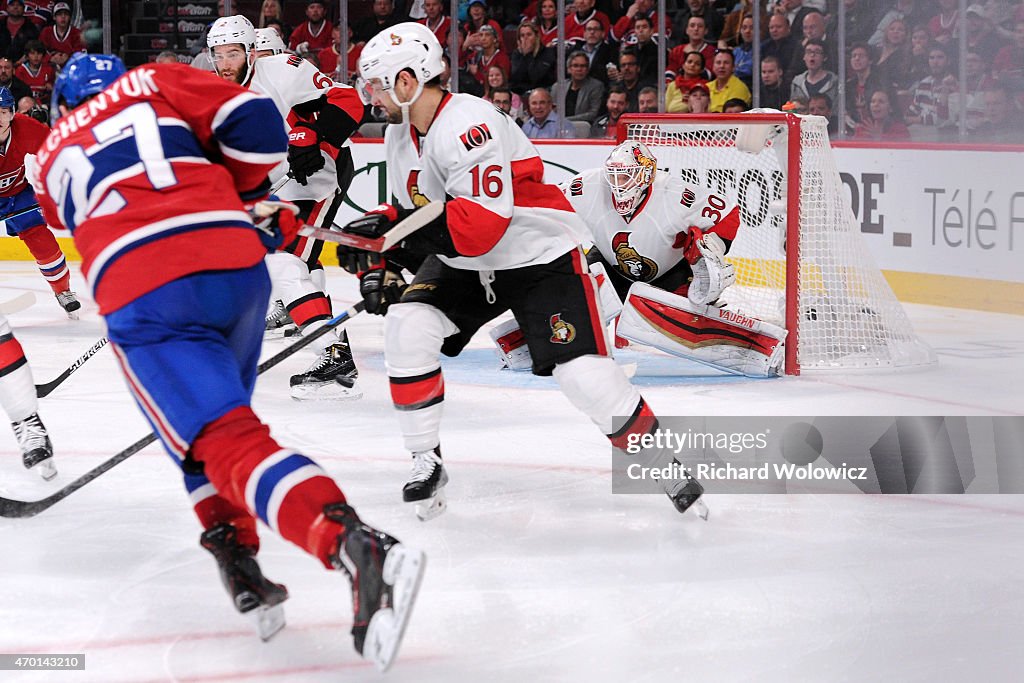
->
(34, 460, 58, 482)
(254, 603, 286, 642)
(264, 325, 300, 340)
(290, 382, 363, 401)
(694, 498, 710, 521)
(412, 488, 447, 522)
(364, 544, 426, 672)
(65, 310, 80, 321)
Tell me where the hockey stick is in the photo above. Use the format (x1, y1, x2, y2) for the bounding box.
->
(0, 301, 366, 519)
(297, 200, 445, 252)
(0, 291, 36, 315)
(35, 336, 110, 398)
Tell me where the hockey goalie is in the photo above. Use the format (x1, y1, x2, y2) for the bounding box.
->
(492, 140, 787, 378)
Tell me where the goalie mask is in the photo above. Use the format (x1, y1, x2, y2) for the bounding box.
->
(604, 141, 657, 216)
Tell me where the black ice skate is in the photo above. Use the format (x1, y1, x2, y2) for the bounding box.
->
(200, 523, 290, 641)
(289, 342, 362, 401)
(663, 462, 709, 520)
(403, 447, 448, 521)
(265, 299, 300, 339)
(12, 412, 56, 481)
(55, 290, 80, 320)
(324, 503, 426, 672)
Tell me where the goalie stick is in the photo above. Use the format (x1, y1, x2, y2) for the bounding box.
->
(0, 291, 36, 315)
(36, 336, 110, 398)
(298, 200, 445, 252)
(0, 301, 366, 518)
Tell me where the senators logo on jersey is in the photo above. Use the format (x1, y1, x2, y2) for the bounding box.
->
(680, 188, 696, 208)
(612, 232, 658, 281)
(406, 170, 431, 207)
(549, 313, 576, 344)
(459, 123, 492, 151)
(568, 178, 584, 196)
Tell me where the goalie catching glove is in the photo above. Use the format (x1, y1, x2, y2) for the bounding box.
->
(683, 230, 736, 305)
(249, 196, 300, 252)
(287, 121, 326, 185)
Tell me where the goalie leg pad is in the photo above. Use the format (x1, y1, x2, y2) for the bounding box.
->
(489, 317, 533, 371)
(618, 282, 787, 377)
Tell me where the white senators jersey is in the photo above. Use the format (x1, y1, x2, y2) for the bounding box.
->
(385, 92, 582, 271)
(249, 53, 357, 202)
(563, 169, 740, 284)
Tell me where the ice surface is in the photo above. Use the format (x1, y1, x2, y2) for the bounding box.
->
(1, 263, 1022, 682)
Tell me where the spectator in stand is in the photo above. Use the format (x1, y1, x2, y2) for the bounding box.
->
(14, 39, 51, 103)
(667, 15, 716, 79)
(970, 85, 1024, 143)
(155, 51, 179, 64)
(609, 0, 667, 46)
(845, 43, 886, 129)
(290, 0, 335, 53)
(875, 18, 913, 91)
(608, 47, 653, 113)
(673, 0, 723, 46)
(565, 0, 611, 44)
(853, 88, 911, 140)
(354, 0, 405, 45)
(761, 13, 797, 83)
(578, 18, 616, 84)
(789, 39, 838, 113)
(773, 0, 815, 45)
(906, 45, 957, 128)
(796, 10, 836, 76)
(630, 16, 661, 85)
(759, 54, 789, 110)
(638, 86, 658, 113)
(521, 86, 576, 138)
(905, 24, 933, 89)
(39, 3, 83, 59)
(510, 21, 556, 95)
(808, 92, 838, 134)
(720, 0, 767, 47)
(928, 0, 960, 46)
(418, 0, 452, 47)
(466, 25, 510, 87)
(591, 85, 628, 138)
(948, 51, 998, 131)
(869, 0, 928, 50)
(687, 82, 711, 113)
(489, 86, 521, 123)
(459, 0, 501, 67)
(536, 0, 559, 48)
(724, 14, 756, 89)
(707, 48, 751, 112)
(665, 50, 707, 112)
(0, 0, 39, 63)
(964, 4, 1007, 67)
(992, 19, 1024, 93)
(258, 0, 291, 39)
(723, 97, 748, 113)
(319, 26, 363, 82)
(486, 69, 523, 121)
(15, 94, 32, 113)
(0, 57, 30, 103)
(552, 50, 605, 124)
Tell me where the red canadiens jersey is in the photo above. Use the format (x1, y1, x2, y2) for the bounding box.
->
(288, 20, 334, 53)
(34, 63, 288, 314)
(15, 62, 54, 101)
(40, 25, 85, 56)
(0, 113, 48, 197)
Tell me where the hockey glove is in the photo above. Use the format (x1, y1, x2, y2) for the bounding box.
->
(250, 197, 301, 253)
(359, 263, 408, 315)
(337, 244, 382, 275)
(687, 233, 736, 305)
(287, 121, 325, 185)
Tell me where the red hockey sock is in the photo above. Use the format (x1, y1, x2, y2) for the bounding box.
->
(19, 225, 71, 294)
(193, 494, 261, 549)
(606, 397, 658, 449)
(286, 292, 332, 329)
(191, 406, 348, 566)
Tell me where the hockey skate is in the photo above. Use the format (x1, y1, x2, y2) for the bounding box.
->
(324, 503, 426, 672)
(289, 342, 362, 401)
(663, 461, 709, 520)
(403, 447, 448, 521)
(199, 523, 290, 641)
(13, 413, 56, 481)
(55, 290, 80, 320)
(264, 299, 300, 339)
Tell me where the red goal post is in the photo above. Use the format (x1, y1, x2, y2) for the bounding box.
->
(617, 112, 935, 375)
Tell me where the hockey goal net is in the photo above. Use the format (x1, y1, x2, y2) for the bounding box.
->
(618, 113, 935, 375)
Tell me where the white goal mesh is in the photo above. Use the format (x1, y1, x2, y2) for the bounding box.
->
(621, 113, 935, 374)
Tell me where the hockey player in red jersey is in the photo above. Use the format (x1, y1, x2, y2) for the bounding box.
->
(0, 85, 79, 316)
(336, 22, 707, 521)
(0, 310, 56, 480)
(208, 15, 367, 401)
(31, 53, 424, 671)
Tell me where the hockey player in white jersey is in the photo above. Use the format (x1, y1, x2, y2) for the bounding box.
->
(208, 15, 364, 400)
(0, 312, 56, 480)
(495, 140, 787, 378)
(334, 22, 707, 521)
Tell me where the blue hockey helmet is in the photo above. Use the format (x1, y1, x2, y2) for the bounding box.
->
(50, 53, 127, 121)
(0, 86, 14, 111)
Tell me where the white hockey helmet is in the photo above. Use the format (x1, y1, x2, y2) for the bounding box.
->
(358, 22, 445, 111)
(604, 141, 658, 216)
(255, 28, 286, 56)
(207, 15, 258, 83)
